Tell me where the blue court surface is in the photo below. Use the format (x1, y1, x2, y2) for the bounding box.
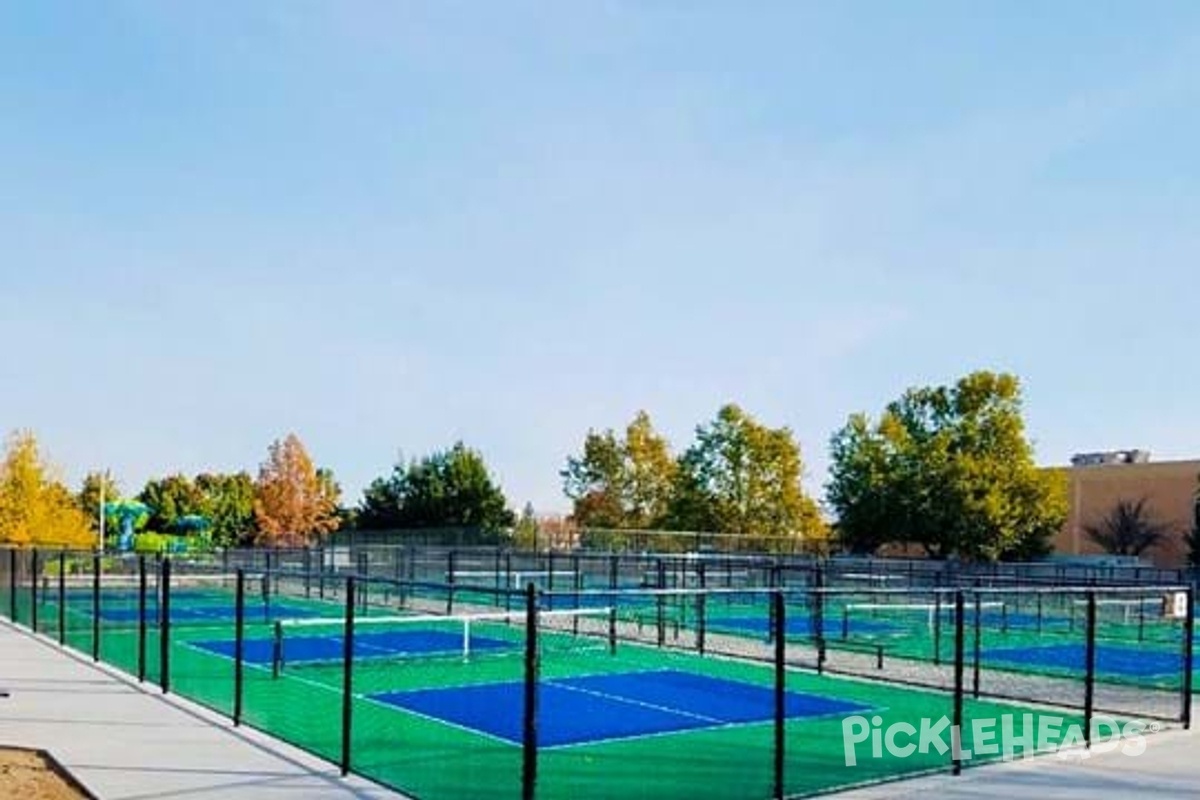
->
(193, 629, 514, 665)
(96, 602, 320, 623)
(371, 669, 872, 747)
(983, 643, 1183, 678)
(710, 615, 897, 637)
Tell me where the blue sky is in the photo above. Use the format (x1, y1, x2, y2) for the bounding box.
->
(3, 2, 1199, 513)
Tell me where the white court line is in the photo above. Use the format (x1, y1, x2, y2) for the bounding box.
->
(545, 677, 726, 725)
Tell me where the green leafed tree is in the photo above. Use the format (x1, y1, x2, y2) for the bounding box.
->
(138, 474, 211, 533)
(195, 472, 256, 547)
(358, 442, 514, 540)
(665, 404, 826, 550)
(513, 501, 539, 550)
(562, 411, 676, 530)
(827, 371, 1067, 561)
(78, 470, 121, 533)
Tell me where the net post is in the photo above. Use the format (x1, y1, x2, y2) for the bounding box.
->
(57, 551, 65, 646)
(548, 551, 556, 592)
(137, 555, 147, 682)
(1138, 594, 1146, 642)
(1084, 590, 1097, 749)
(972, 594, 982, 699)
(608, 606, 617, 655)
(522, 582, 539, 800)
(341, 575, 356, 777)
(234, 569, 245, 725)
(91, 552, 100, 662)
(30, 549, 38, 634)
(160, 558, 171, 694)
(952, 590, 965, 775)
(273, 620, 284, 679)
(1036, 592, 1043, 634)
(1183, 586, 1194, 729)
(773, 590, 786, 800)
(841, 606, 849, 641)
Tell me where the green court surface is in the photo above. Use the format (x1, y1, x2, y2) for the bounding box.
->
(45, 603, 1086, 799)
(8, 577, 1186, 800)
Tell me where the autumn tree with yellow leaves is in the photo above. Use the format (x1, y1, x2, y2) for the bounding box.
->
(0, 430, 93, 547)
(253, 434, 340, 547)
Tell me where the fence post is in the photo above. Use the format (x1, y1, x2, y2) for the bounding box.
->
(446, 550, 456, 615)
(522, 582, 539, 800)
(234, 569, 245, 726)
(30, 549, 39, 633)
(656, 558, 666, 648)
(972, 593, 982, 699)
(8, 549, 16, 622)
(933, 591, 942, 665)
(160, 558, 171, 693)
(92, 553, 101, 661)
(341, 575, 356, 777)
(952, 590, 965, 776)
(494, 549, 503, 607)
(1084, 591, 1096, 748)
(505, 551, 514, 613)
(813, 588, 825, 674)
(773, 590, 786, 800)
(697, 562, 707, 656)
(57, 551, 66, 645)
(137, 556, 147, 681)
(1183, 586, 1194, 729)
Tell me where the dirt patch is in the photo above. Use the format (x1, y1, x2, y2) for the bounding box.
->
(0, 748, 89, 799)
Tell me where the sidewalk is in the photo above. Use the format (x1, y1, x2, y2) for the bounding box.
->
(0, 621, 406, 799)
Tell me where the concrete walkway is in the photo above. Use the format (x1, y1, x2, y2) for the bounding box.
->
(0, 621, 406, 799)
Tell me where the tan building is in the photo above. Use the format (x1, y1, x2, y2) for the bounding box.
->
(1056, 451, 1199, 567)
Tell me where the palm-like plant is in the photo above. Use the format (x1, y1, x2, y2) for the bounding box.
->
(1083, 498, 1170, 557)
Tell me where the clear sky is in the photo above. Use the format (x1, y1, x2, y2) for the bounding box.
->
(3, 2, 1199, 514)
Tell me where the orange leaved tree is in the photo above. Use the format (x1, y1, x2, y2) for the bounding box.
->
(0, 430, 93, 548)
(253, 434, 340, 547)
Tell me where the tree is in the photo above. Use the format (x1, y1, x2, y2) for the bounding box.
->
(513, 502, 539, 549)
(562, 411, 676, 529)
(77, 470, 121, 533)
(562, 429, 626, 528)
(0, 430, 93, 547)
(195, 472, 256, 548)
(1084, 498, 1170, 558)
(357, 442, 514, 539)
(253, 434, 340, 546)
(827, 371, 1067, 560)
(139, 474, 211, 533)
(665, 404, 826, 549)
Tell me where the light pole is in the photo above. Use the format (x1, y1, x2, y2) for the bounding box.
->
(98, 471, 107, 552)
